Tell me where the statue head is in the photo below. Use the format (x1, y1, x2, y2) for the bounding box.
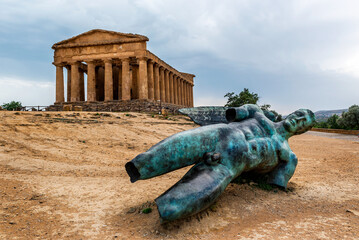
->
(283, 109, 315, 135)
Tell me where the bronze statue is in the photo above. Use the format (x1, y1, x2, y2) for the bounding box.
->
(125, 104, 315, 222)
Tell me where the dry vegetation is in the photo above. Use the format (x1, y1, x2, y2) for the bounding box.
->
(0, 111, 358, 239)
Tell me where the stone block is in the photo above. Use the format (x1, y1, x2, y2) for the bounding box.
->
(73, 106, 83, 111)
(63, 105, 72, 111)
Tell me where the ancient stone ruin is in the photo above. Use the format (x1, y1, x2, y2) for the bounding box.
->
(48, 29, 195, 112)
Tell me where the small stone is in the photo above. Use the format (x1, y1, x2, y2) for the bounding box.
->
(346, 209, 359, 216)
(127, 207, 136, 214)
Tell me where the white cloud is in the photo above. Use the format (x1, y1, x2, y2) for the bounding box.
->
(0, 77, 54, 106)
(194, 96, 227, 107)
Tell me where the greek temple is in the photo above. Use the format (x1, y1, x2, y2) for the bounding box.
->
(51, 29, 195, 111)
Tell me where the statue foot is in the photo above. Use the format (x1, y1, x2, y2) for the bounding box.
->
(155, 161, 232, 222)
(125, 161, 141, 183)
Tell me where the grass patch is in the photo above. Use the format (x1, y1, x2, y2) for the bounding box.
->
(142, 207, 152, 214)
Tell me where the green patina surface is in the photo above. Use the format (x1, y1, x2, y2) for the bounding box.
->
(125, 104, 315, 222)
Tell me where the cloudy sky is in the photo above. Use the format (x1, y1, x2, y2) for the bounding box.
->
(0, 0, 358, 114)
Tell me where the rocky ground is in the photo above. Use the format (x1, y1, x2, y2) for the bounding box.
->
(0, 111, 358, 239)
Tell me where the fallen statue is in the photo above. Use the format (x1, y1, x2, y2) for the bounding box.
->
(125, 104, 315, 222)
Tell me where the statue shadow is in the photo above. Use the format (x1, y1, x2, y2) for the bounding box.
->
(107, 179, 297, 238)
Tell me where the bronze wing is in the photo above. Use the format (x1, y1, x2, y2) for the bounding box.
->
(179, 106, 276, 126)
(179, 107, 229, 126)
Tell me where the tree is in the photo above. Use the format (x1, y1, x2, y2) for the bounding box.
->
(337, 105, 359, 130)
(260, 104, 271, 111)
(224, 89, 282, 122)
(224, 88, 259, 107)
(326, 114, 340, 129)
(2, 101, 22, 111)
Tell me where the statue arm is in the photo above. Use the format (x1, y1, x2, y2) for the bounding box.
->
(226, 104, 264, 122)
(266, 150, 298, 189)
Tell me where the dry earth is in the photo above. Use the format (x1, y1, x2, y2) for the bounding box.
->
(0, 111, 358, 239)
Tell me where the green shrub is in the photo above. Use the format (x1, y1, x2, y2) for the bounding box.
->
(2, 101, 22, 111)
(142, 207, 152, 214)
(337, 105, 359, 130)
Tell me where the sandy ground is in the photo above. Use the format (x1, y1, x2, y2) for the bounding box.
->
(0, 111, 358, 240)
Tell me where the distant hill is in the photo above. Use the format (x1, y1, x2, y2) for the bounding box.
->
(314, 109, 348, 122)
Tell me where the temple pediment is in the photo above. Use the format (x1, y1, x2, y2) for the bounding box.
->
(52, 29, 148, 49)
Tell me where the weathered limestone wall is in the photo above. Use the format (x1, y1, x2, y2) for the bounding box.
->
(311, 128, 359, 135)
(47, 100, 185, 113)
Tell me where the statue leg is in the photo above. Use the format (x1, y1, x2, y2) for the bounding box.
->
(266, 152, 298, 189)
(126, 124, 228, 182)
(154, 135, 249, 222)
(155, 160, 233, 222)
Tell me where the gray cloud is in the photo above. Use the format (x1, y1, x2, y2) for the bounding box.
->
(0, 0, 358, 113)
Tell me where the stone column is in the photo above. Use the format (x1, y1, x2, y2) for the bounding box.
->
(169, 72, 174, 104)
(188, 84, 191, 107)
(55, 64, 64, 103)
(184, 81, 187, 106)
(121, 58, 131, 100)
(187, 83, 191, 107)
(189, 83, 192, 107)
(188, 83, 192, 107)
(183, 81, 186, 106)
(138, 57, 148, 99)
(173, 75, 178, 105)
(178, 78, 182, 105)
(164, 70, 170, 103)
(176, 76, 180, 105)
(183, 79, 186, 106)
(118, 64, 122, 100)
(177, 78, 180, 105)
(104, 59, 113, 101)
(160, 67, 165, 102)
(66, 66, 71, 102)
(185, 82, 188, 106)
(191, 84, 194, 107)
(177, 77, 181, 105)
(186, 82, 190, 106)
(183, 80, 187, 106)
(87, 61, 96, 102)
(147, 60, 154, 100)
(154, 64, 160, 101)
(79, 70, 85, 101)
(71, 62, 80, 102)
(183, 81, 187, 106)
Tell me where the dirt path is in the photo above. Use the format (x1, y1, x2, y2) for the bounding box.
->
(0, 111, 358, 239)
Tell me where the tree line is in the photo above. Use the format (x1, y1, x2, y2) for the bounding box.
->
(314, 105, 359, 130)
(224, 89, 358, 130)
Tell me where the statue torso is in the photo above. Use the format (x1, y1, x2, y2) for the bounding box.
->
(228, 113, 288, 172)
